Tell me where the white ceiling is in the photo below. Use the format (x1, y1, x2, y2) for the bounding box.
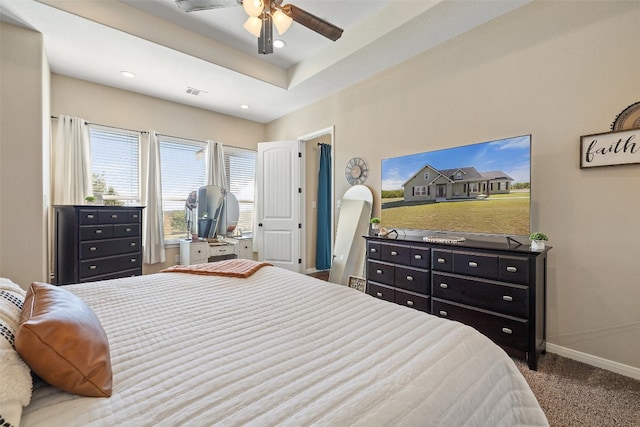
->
(1, 0, 531, 123)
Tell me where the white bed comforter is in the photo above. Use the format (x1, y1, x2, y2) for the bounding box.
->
(22, 267, 548, 426)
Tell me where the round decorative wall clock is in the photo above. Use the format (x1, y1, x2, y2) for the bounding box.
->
(611, 101, 640, 131)
(345, 157, 368, 185)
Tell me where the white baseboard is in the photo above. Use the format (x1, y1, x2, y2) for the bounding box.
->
(546, 343, 640, 380)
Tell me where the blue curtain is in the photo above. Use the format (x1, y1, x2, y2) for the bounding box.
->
(316, 144, 332, 270)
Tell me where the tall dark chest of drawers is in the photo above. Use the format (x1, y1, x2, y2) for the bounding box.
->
(54, 205, 144, 285)
(365, 236, 549, 370)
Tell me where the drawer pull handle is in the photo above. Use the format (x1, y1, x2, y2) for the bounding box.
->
(502, 328, 513, 335)
(503, 295, 513, 302)
(406, 275, 414, 281)
(130, 258, 136, 263)
(376, 292, 383, 297)
(440, 283, 448, 289)
(95, 229, 103, 234)
(407, 300, 414, 306)
(89, 265, 97, 270)
(89, 247, 97, 252)
(376, 269, 383, 274)
(125, 228, 132, 232)
(468, 261, 478, 268)
(130, 242, 136, 246)
(439, 310, 448, 317)
(87, 214, 94, 219)
(370, 248, 377, 253)
(506, 266, 517, 273)
(132, 214, 139, 218)
(390, 251, 398, 256)
(414, 254, 422, 260)
(437, 258, 446, 264)
(111, 214, 118, 218)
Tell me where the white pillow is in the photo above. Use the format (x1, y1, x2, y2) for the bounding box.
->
(0, 278, 32, 427)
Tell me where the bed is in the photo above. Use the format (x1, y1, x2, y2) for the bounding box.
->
(2, 262, 548, 426)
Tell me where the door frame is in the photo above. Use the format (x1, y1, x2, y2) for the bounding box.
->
(298, 126, 335, 274)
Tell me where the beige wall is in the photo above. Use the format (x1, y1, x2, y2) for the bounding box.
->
(267, 1, 640, 370)
(0, 22, 50, 287)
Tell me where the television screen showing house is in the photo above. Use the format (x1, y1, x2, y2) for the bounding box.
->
(381, 135, 531, 236)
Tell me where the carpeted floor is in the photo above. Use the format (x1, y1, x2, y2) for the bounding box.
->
(514, 353, 640, 426)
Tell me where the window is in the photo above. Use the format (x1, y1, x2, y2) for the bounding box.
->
(413, 186, 427, 196)
(158, 138, 257, 242)
(423, 172, 429, 180)
(158, 136, 207, 241)
(89, 126, 256, 244)
(89, 126, 140, 205)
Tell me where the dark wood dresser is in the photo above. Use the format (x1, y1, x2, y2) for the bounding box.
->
(53, 205, 144, 285)
(365, 235, 549, 370)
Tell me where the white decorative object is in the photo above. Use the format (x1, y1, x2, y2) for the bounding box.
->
(530, 240, 545, 251)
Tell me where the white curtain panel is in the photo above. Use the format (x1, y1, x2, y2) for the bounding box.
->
(51, 115, 92, 204)
(206, 140, 226, 189)
(141, 131, 166, 264)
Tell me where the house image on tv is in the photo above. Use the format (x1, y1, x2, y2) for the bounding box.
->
(403, 165, 513, 202)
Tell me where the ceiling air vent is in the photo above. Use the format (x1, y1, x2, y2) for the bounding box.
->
(186, 87, 207, 96)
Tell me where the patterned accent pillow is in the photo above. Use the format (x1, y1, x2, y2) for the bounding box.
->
(0, 278, 32, 427)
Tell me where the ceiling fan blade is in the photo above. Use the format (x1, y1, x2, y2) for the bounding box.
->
(175, 0, 240, 12)
(282, 4, 343, 41)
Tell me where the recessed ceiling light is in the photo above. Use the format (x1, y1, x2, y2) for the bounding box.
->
(120, 71, 136, 78)
(240, 104, 250, 109)
(273, 39, 286, 49)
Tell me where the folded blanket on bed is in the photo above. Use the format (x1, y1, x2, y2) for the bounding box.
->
(161, 259, 272, 278)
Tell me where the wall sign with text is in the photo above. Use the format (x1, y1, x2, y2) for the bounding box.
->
(580, 128, 640, 168)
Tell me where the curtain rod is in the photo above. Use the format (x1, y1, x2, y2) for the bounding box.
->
(51, 115, 145, 134)
(51, 115, 250, 151)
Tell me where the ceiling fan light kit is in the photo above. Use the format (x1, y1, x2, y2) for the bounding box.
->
(175, 0, 343, 55)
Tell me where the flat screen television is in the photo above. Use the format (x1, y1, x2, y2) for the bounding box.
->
(381, 135, 531, 237)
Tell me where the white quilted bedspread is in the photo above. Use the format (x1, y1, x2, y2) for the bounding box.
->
(22, 267, 548, 426)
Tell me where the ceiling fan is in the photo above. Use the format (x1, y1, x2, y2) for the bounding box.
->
(175, 0, 344, 54)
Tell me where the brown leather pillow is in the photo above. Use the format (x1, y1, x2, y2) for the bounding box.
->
(15, 282, 112, 397)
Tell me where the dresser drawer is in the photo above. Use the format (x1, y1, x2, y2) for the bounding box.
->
(98, 210, 131, 224)
(367, 241, 382, 260)
(453, 251, 498, 279)
(499, 256, 530, 285)
(210, 244, 235, 257)
(80, 225, 114, 240)
(114, 223, 140, 238)
(432, 273, 528, 317)
(127, 210, 142, 223)
(395, 289, 430, 312)
(79, 209, 98, 224)
(395, 266, 429, 294)
(432, 299, 528, 351)
(79, 253, 141, 279)
(80, 237, 141, 260)
(380, 243, 411, 265)
(432, 249, 453, 272)
(367, 260, 394, 286)
(410, 247, 430, 269)
(367, 282, 395, 302)
(79, 267, 142, 283)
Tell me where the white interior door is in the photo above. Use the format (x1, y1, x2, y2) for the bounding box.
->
(256, 141, 302, 272)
